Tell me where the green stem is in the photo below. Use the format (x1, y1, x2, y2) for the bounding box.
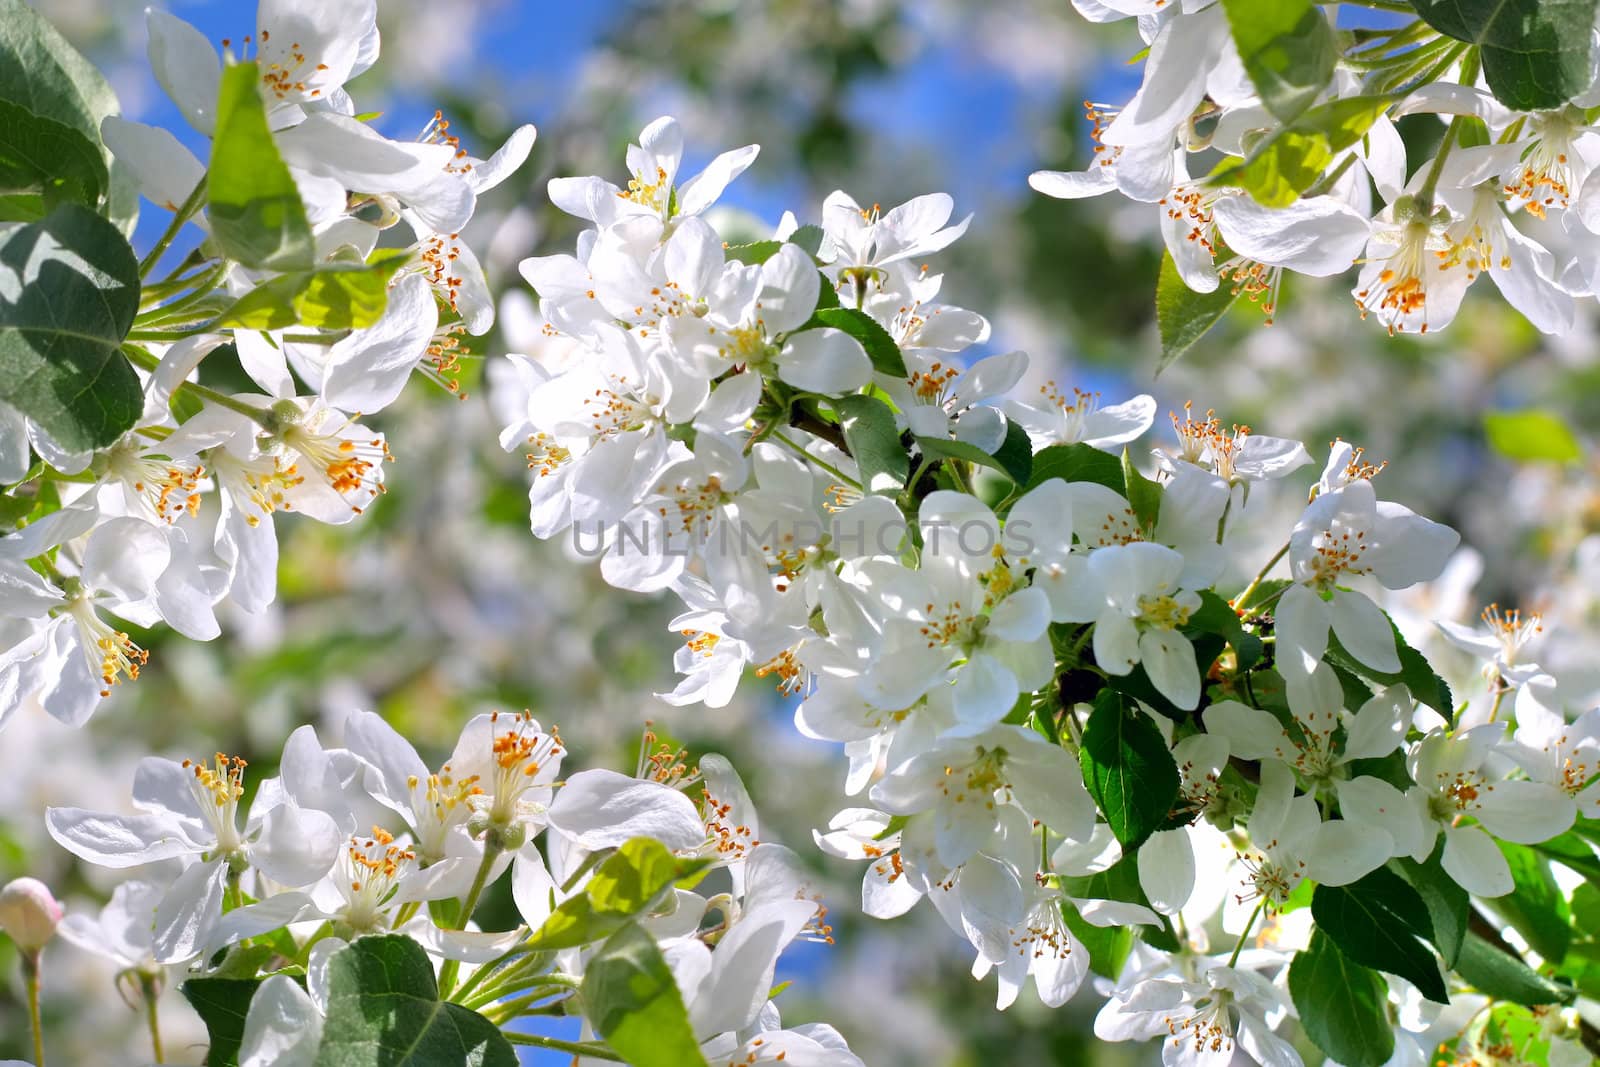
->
(481, 987, 570, 1024)
(140, 974, 164, 1064)
(226, 869, 244, 913)
(1234, 542, 1288, 612)
(1228, 900, 1266, 968)
(126, 324, 221, 342)
(280, 332, 350, 345)
(23, 951, 43, 1067)
(1336, 0, 1415, 11)
(121, 345, 268, 424)
(1486, 684, 1508, 724)
(391, 900, 422, 929)
(465, 971, 579, 1012)
(559, 849, 608, 895)
(1415, 114, 1465, 212)
(771, 431, 861, 490)
(1400, 41, 1468, 99)
(500, 1032, 622, 1061)
(1305, 153, 1359, 199)
(437, 841, 504, 997)
(138, 177, 208, 280)
(134, 264, 230, 328)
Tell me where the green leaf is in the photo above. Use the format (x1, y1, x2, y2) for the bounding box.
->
(1325, 622, 1453, 716)
(1411, 0, 1600, 111)
(1235, 577, 1292, 615)
(1534, 829, 1600, 886)
(582, 923, 709, 1067)
(1060, 900, 1134, 980)
(181, 977, 263, 1067)
(1454, 932, 1576, 1005)
(1155, 250, 1242, 372)
(0, 0, 117, 213)
(1494, 842, 1573, 964)
(0, 202, 142, 450)
(1312, 867, 1448, 1003)
(1023, 442, 1124, 495)
(1187, 589, 1262, 672)
(830, 393, 909, 495)
(1210, 95, 1391, 208)
(218, 255, 408, 331)
(724, 240, 782, 265)
(1121, 448, 1161, 529)
(312, 935, 517, 1066)
(1288, 929, 1395, 1067)
(1393, 846, 1468, 968)
(586, 837, 682, 913)
(527, 838, 704, 951)
(992, 417, 1034, 486)
(1484, 409, 1583, 464)
(788, 223, 825, 257)
(1079, 689, 1180, 849)
(915, 417, 1033, 485)
(804, 307, 905, 377)
(0, 100, 110, 221)
(208, 61, 314, 271)
(1220, 0, 1336, 122)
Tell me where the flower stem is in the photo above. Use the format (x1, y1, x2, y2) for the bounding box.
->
(22, 950, 44, 1067)
(121, 345, 269, 425)
(481, 986, 570, 1024)
(771, 431, 861, 490)
(1415, 115, 1465, 213)
(134, 264, 230, 328)
(1228, 900, 1266, 968)
(138, 176, 209, 280)
(438, 840, 504, 997)
(1486, 682, 1508, 724)
(500, 1031, 622, 1061)
(140, 973, 165, 1064)
(1234, 542, 1288, 612)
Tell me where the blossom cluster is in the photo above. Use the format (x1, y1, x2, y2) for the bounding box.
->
(0, 0, 532, 729)
(499, 117, 1600, 1065)
(20, 708, 857, 1065)
(1035, 0, 1600, 341)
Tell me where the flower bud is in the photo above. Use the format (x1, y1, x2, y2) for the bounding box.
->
(0, 877, 62, 952)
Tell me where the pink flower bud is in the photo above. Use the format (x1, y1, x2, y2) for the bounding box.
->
(0, 878, 62, 952)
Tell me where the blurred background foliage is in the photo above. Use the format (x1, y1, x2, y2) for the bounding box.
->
(4, 0, 1597, 1063)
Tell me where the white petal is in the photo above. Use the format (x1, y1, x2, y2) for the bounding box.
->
(778, 329, 870, 393)
(1342, 686, 1411, 761)
(689, 899, 815, 1036)
(1211, 195, 1370, 276)
(677, 144, 760, 217)
(1137, 828, 1195, 915)
(250, 805, 340, 887)
(1302, 821, 1392, 886)
(1442, 824, 1513, 897)
(45, 808, 195, 868)
(1028, 167, 1116, 200)
(1330, 589, 1401, 674)
(153, 860, 226, 962)
(146, 11, 220, 135)
(1139, 628, 1200, 710)
(547, 768, 706, 851)
(239, 974, 323, 1067)
(1475, 780, 1576, 844)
